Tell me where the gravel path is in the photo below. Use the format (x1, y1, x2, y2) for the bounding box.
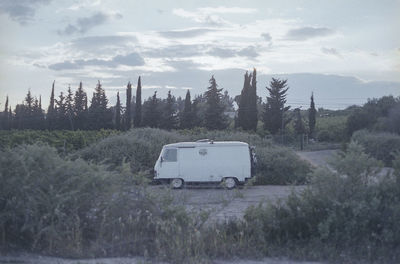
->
(159, 185, 306, 223)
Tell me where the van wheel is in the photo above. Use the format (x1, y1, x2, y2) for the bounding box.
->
(223, 177, 237, 189)
(171, 178, 183, 189)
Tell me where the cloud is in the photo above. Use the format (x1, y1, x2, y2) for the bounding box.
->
(207, 47, 236, 58)
(48, 52, 144, 71)
(237, 46, 259, 57)
(144, 44, 204, 58)
(321, 47, 342, 57)
(158, 28, 218, 38)
(172, 6, 256, 26)
(207, 46, 259, 58)
(285, 27, 334, 41)
(261, 33, 272, 42)
(198, 6, 257, 14)
(0, 0, 51, 25)
(71, 35, 137, 51)
(58, 12, 122, 35)
(172, 8, 229, 26)
(67, 0, 101, 11)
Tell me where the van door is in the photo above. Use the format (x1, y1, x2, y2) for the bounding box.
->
(159, 148, 179, 179)
(179, 147, 205, 182)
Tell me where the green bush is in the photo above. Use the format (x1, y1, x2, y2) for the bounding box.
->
(352, 130, 400, 166)
(74, 128, 188, 171)
(0, 144, 112, 255)
(315, 115, 347, 142)
(244, 142, 400, 262)
(254, 146, 311, 185)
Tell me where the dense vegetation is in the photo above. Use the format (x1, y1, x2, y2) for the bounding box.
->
(352, 130, 400, 166)
(1, 140, 399, 263)
(0, 129, 119, 153)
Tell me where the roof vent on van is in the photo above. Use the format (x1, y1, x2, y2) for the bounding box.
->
(196, 139, 211, 143)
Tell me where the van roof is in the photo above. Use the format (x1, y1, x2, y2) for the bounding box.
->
(164, 141, 249, 148)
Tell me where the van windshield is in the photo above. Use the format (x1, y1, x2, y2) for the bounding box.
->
(162, 148, 177, 162)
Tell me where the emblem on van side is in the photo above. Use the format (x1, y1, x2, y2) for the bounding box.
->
(199, 149, 207, 156)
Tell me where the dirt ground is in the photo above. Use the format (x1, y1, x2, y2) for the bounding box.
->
(161, 185, 306, 223)
(1, 150, 335, 264)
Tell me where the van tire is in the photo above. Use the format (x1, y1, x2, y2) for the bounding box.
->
(171, 178, 184, 189)
(223, 177, 237, 189)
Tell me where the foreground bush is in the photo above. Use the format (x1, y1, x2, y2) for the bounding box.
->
(76, 127, 311, 185)
(0, 144, 111, 255)
(244, 142, 400, 262)
(0, 144, 268, 262)
(352, 129, 400, 166)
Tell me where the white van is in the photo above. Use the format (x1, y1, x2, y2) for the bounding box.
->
(153, 140, 256, 189)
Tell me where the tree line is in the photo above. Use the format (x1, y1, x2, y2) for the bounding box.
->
(0, 69, 317, 137)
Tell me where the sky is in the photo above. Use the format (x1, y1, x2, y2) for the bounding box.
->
(0, 0, 399, 109)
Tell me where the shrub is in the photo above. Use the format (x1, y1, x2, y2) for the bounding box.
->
(0, 144, 112, 255)
(74, 128, 188, 171)
(244, 142, 400, 262)
(352, 130, 400, 166)
(315, 115, 347, 142)
(254, 146, 311, 185)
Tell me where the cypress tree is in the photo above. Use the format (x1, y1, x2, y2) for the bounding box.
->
(308, 92, 316, 138)
(180, 90, 192, 129)
(237, 72, 251, 130)
(249, 68, 258, 131)
(47, 81, 56, 129)
(134, 76, 142, 127)
(66, 85, 74, 130)
(204, 75, 227, 130)
(125, 82, 132, 130)
(2, 96, 9, 129)
(8, 106, 12, 129)
(263, 78, 290, 134)
(115, 91, 121, 130)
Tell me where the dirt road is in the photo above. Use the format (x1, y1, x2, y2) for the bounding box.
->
(156, 185, 306, 223)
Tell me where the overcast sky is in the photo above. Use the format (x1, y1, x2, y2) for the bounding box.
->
(0, 0, 399, 109)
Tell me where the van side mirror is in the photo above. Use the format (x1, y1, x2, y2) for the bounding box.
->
(160, 156, 164, 163)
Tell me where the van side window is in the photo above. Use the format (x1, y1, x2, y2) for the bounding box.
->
(163, 149, 177, 162)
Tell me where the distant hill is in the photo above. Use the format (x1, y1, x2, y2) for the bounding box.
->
(108, 72, 400, 110)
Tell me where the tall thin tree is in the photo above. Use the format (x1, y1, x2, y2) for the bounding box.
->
(115, 91, 121, 130)
(47, 81, 56, 129)
(249, 68, 258, 131)
(125, 82, 132, 130)
(308, 92, 316, 138)
(2, 96, 9, 129)
(180, 90, 192, 129)
(134, 76, 142, 127)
